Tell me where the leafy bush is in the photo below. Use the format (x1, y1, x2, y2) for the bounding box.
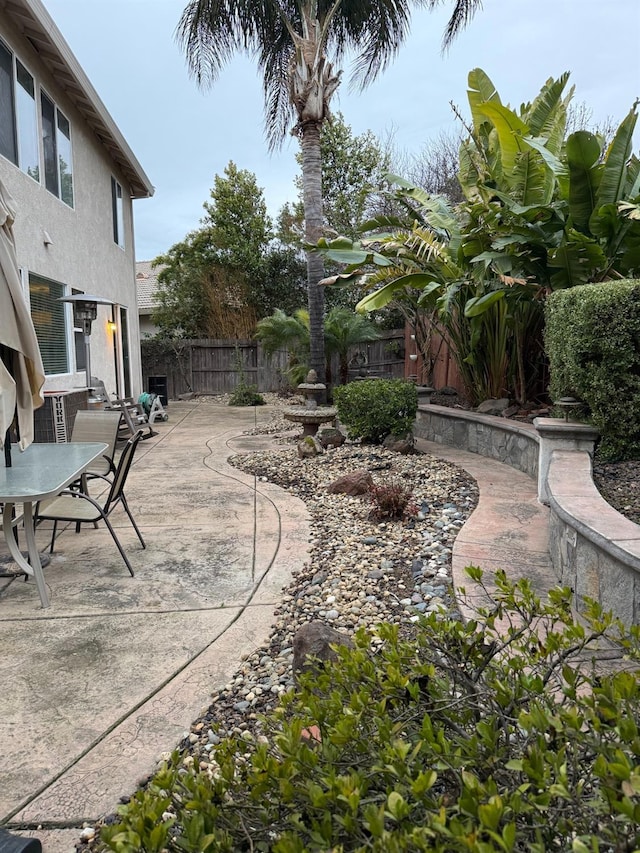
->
(228, 345, 267, 406)
(333, 379, 418, 443)
(545, 279, 640, 460)
(368, 479, 416, 521)
(99, 573, 640, 853)
(228, 383, 265, 407)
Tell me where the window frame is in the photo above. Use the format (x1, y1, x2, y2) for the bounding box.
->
(111, 176, 125, 249)
(28, 273, 70, 377)
(0, 37, 40, 182)
(40, 86, 74, 208)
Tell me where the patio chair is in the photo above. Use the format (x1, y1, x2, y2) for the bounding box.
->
(71, 410, 121, 487)
(34, 430, 146, 576)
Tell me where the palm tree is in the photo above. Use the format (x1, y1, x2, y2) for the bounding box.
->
(177, 0, 482, 385)
(324, 308, 380, 385)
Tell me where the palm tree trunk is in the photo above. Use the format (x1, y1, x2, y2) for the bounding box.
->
(301, 121, 326, 386)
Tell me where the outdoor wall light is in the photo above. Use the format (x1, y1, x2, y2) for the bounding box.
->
(107, 320, 117, 333)
(59, 294, 114, 391)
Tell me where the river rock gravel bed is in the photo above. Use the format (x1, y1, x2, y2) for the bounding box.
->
(153, 433, 479, 785)
(80, 397, 638, 847)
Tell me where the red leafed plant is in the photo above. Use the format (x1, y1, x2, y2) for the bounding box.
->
(368, 479, 417, 522)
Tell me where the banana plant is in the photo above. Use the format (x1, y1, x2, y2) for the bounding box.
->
(313, 72, 640, 405)
(459, 68, 573, 209)
(554, 102, 640, 284)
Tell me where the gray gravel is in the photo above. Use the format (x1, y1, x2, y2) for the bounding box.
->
(592, 459, 640, 526)
(152, 409, 479, 778)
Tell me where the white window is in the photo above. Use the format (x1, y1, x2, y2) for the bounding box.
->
(111, 177, 125, 248)
(41, 90, 74, 207)
(29, 274, 69, 375)
(0, 39, 39, 182)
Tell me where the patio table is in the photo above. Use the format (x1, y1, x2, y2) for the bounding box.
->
(0, 441, 108, 608)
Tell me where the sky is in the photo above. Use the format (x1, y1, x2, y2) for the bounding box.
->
(43, 0, 640, 262)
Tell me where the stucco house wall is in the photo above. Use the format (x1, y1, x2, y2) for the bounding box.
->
(0, 0, 153, 401)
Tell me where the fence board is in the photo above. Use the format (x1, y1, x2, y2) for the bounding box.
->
(141, 330, 405, 399)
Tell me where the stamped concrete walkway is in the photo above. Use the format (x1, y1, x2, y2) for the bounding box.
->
(0, 404, 556, 852)
(0, 401, 310, 852)
(414, 438, 555, 615)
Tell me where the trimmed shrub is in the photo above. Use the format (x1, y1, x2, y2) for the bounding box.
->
(99, 573, 640, 853)
(545, 279, 640, 460)
(333, 379, 418, 444)
(229, 383, 265, 407)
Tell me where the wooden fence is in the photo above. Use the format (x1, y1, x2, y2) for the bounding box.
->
(141, 330, 406, 399)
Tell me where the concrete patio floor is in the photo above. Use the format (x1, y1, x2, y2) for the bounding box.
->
(0, 401, 570, 852)
(0, 400, 311, 852)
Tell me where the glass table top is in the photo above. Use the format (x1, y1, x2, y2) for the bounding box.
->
(0, 442, 108, 502)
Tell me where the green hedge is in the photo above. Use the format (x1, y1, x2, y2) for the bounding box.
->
(333, 379, 418, 444)
(545, 279, 640, 460)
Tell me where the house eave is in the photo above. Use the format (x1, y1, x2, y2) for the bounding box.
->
(1, 0, 155, 199)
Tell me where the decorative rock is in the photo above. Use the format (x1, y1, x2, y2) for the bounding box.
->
(327, 469, 373, 495)
(318, 427, 346, 449)
(292, 621, 354, 678)
(382, 434, 414, 454)
(476, 398, 510, 416)
(297, 435, 323, 458)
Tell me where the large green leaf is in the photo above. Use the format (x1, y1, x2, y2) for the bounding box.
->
(588, 203, 619, 241)
(478, 102, 529, 175)
(620, 222, 640, 273)
(467, 68, 500, 131)
(465, 290, 505, 318)
(356, 274, 436, 313)
(512, 148, 553, 206)
(458, 139, 485, 201)
(548, 231, 607, 288)
(597, 103, 638, 206)
(417, 280, 444, 308)
(471, 252, 514, 275)
(313, 239, 394, 269)
(522, 135, 567, 180)
(525, 73, 571, 138)
(565, 131, 603, 230)
(625, 154, 640, 199)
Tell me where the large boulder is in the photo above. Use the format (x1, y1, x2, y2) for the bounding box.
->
(327, 469, 373, 495)
(297, 436, 323, 458)
(317, 427, 345, 449)
(382, 433, 414, 454)
(476, 398, 510, 416)
(293, 621, 354, 679)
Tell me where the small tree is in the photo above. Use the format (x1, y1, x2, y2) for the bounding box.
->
(323, 308, 380, 385)
(256, 307, 381, 388)
(152, 162, 307, 337)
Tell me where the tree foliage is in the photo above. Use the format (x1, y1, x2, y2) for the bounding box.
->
(177, 0, 482, 383)
(152, 162, 307, 338)
(277, 113, 392, 247)
(255, 306, 381, 387)
(315, 69, 640, 405)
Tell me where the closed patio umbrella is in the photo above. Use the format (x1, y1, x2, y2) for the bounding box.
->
(0, 176, 45, 462)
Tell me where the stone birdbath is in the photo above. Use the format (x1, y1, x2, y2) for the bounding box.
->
(283, 370, 337, 437)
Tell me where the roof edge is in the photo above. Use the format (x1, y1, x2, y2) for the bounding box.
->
(6, 0, 154, 199)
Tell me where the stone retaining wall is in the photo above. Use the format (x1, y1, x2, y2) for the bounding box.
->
(547, 450, 640, 626)
(415, 404, 640, 626)
(414, 405, 539, 478)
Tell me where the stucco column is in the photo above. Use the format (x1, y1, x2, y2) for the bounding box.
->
(534, 417, 600, 505)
